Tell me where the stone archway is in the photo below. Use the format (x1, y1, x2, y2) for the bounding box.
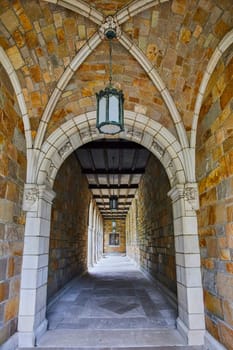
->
(18, 111, 205, 347)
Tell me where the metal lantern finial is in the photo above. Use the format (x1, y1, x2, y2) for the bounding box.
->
(96, 21, 124, 135)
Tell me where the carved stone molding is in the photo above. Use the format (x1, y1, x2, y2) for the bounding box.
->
(46, 161, 56, 184)
(168, 183, 199, 211)
(38, 185, 56, 204)
(23, 184, 56, 212)
(167, 159, 174, 171)
(167, 184, 184, 202)
(80, 128, 92, 141)
(58, 141, 72, 157)
(151, 141, 164, 157)
(23, 184, 39, 212)
(49, 161, 55, 172)
(99, 16, 121, 39)
(184, 184, 199, 211)
(126, 128, 142, 141)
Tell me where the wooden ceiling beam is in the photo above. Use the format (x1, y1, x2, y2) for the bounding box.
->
(89, 184, 138, 189)
(84, 168, 144, 175)
(93, 195, 135, 199)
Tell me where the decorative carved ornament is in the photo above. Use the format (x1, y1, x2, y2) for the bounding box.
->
(168, 184, 199, 211)
(23, 186, 39, 211)
(184, 186, 199, 211)
(99, 16, 121, 39)
(80, 128, 92, 140)
(58, 141, 72, 157)
(152, 141, 164, 157)
(184, 187, 196, 201)
(23, 184, 56, 211)
(25, 187, 39, 202)
(126, 128, 142, 141)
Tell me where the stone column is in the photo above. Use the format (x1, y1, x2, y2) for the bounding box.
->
(92, 208, 97, 264)
(98, 217, 104, 259)
(96, 215, 101, 261)
(87, 201, 93, 268)
(88, 225, 94, 268)
(168, 183, 205, 346)
(18, 184, 55, 347)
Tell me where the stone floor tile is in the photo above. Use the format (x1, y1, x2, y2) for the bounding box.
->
(34, 255, 204, 349)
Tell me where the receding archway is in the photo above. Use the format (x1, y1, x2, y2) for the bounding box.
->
(18, 112, 205, 347)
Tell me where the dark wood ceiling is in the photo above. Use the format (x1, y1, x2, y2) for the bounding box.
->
(75, 139, 150, 219)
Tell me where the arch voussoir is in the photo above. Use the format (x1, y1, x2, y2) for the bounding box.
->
(36, 111, 186, 188)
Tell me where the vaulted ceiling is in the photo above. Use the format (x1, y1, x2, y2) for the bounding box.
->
(1, 0, 232, 140)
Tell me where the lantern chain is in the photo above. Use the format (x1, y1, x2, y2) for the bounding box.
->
(109, 38, 113, 87)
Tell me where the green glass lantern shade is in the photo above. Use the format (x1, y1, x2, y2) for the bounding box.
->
(96, 86, 124, 135)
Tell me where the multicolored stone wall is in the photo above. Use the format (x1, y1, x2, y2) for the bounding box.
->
(47, 153, 91, 301)
(0, 65, 26, 345)
(196, 46, 233, 349)
(126, 155, 176, 294)
(103, 219, 126, 254)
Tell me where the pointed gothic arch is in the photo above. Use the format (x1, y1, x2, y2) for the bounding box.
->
(18, 110, 205, 347)
(35, 111, 186, 187)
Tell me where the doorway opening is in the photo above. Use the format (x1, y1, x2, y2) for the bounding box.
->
(43, 138, 178, 347)
(18, 113, 205, 347)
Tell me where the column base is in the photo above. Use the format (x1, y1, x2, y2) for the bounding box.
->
(35, 318, 48, 344)
(177, 317, 205, 346)
(18, 332, 35, 348)
(18, 319, 48, 348)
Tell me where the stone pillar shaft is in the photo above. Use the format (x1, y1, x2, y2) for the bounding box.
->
(18, 184, 55, 348)
(168, 183, 205, 346)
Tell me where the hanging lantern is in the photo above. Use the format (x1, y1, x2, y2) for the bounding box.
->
(96, 87, 124, 134)
(109, 195, 118, 210)
(96, 27, 124, 135)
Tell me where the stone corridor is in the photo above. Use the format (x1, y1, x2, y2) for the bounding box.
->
(23, 254, 201, 349)
(1, 2, 233, 349)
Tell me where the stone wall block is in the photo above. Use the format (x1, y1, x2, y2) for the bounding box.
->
(47, 153, 91, 300)
(0, 258, 8, 280)
(19, 289, 36, 318)
(0, 281, 9, 303)
(185, 267, 202, 287)
(127, 155, 176, 294)
(187, 287, 204, 314)
(18, 315, 35, 332)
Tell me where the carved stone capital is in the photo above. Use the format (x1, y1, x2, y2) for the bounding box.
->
(184, 183, 199, 211)
(23, 184, 39, 212)
(99, 16, 121, 39)
(168, 183, 199, 211)
(167, 184, 185, 202)
(23, 184, 56, 212)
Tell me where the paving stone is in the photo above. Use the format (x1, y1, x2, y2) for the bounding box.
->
(37, 328, 188, 348)
(44, 255, 178, 348)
